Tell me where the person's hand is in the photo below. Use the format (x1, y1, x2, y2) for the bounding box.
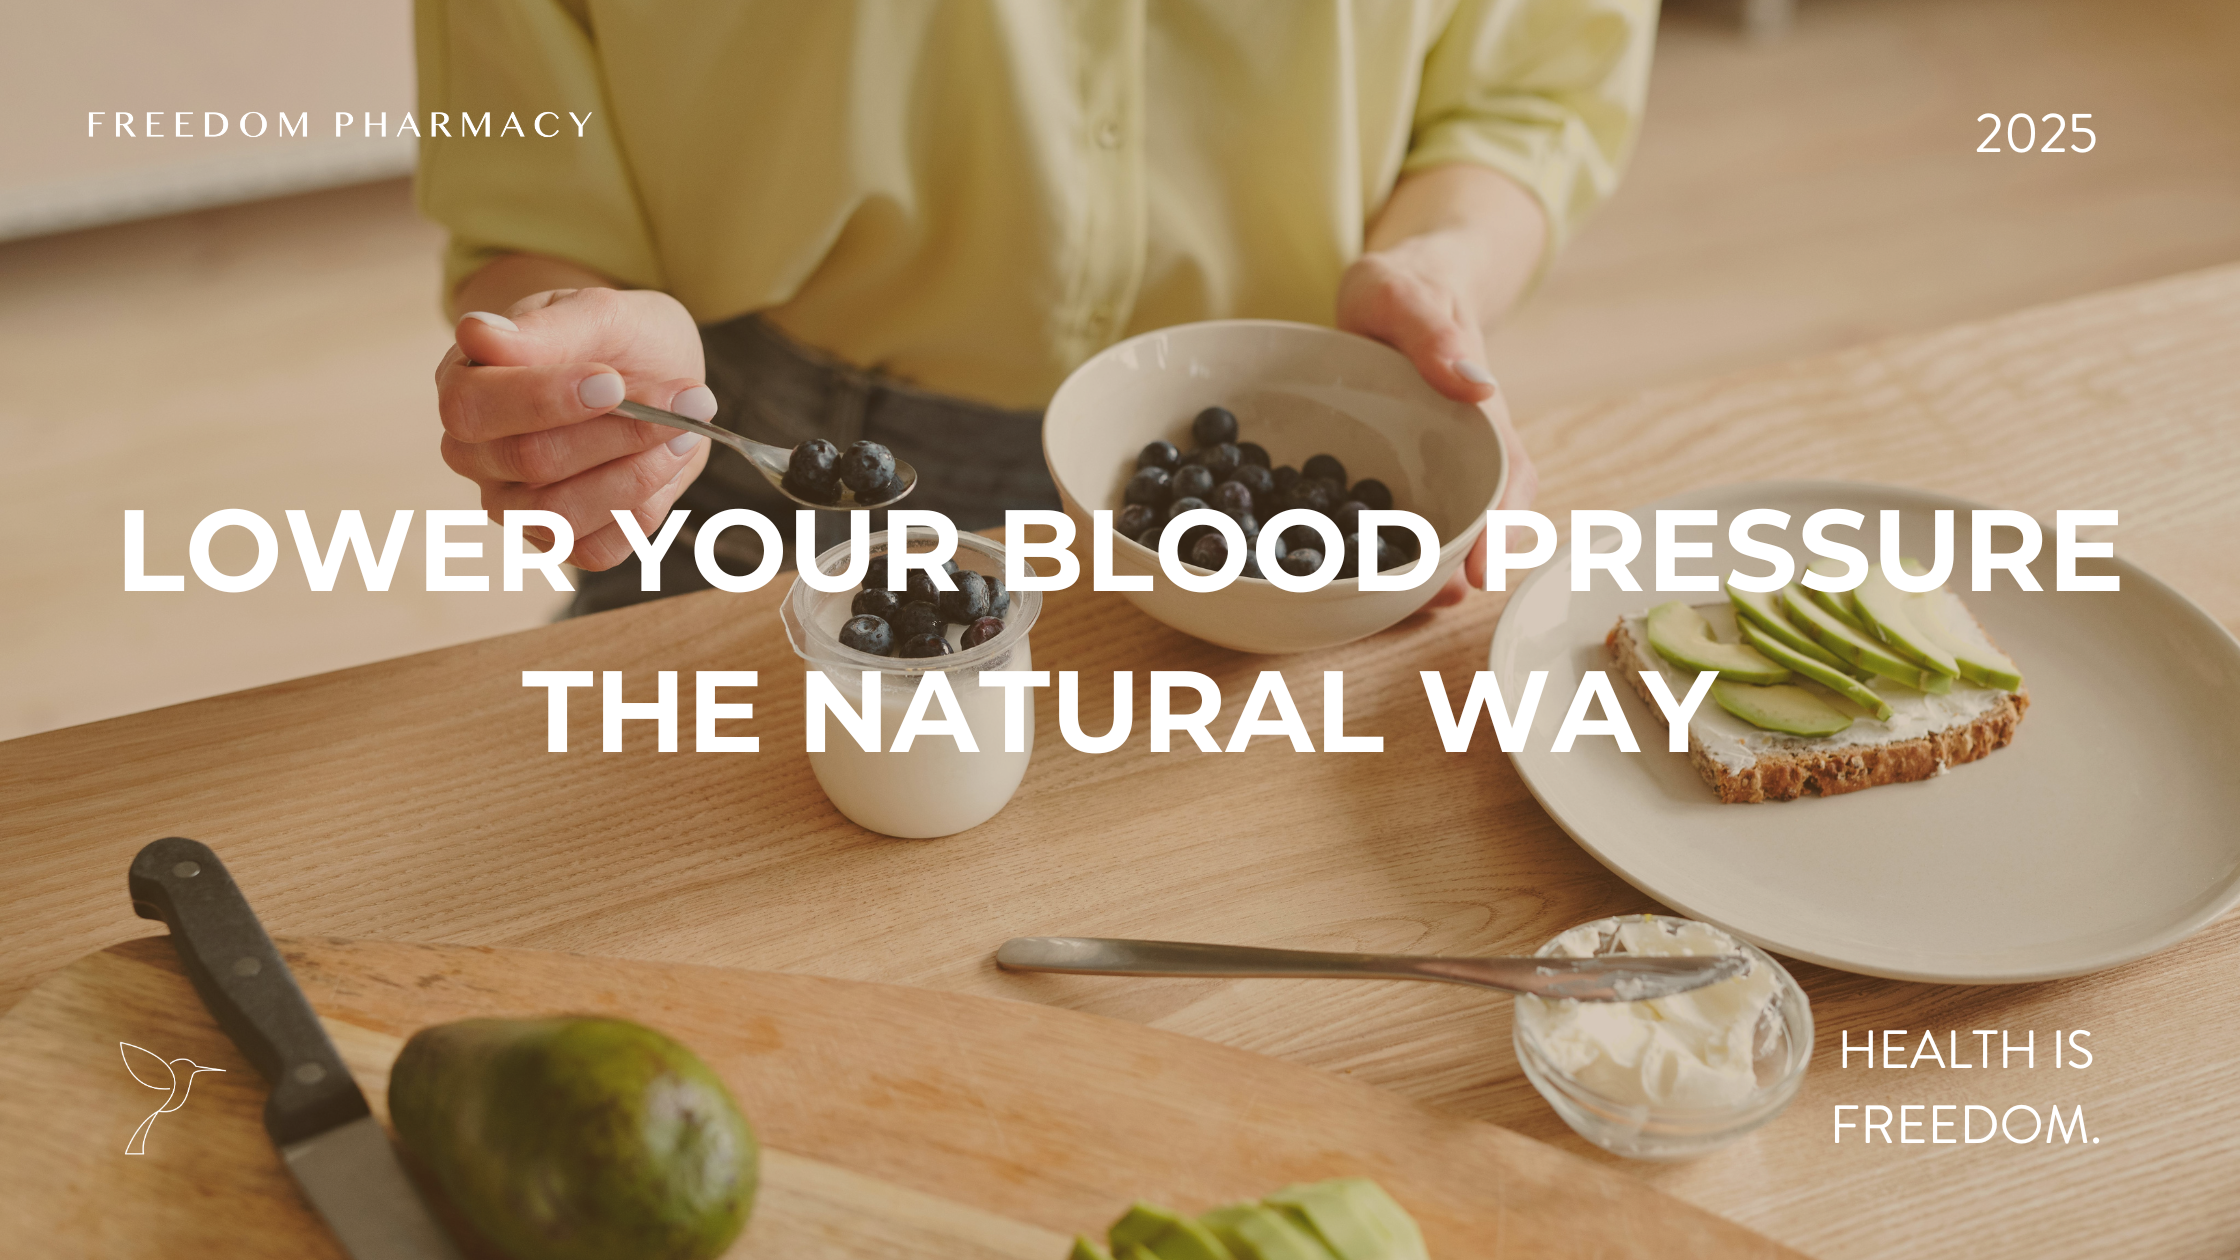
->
(1336, 245, 1540, 608)
(437, 286, 714, 571)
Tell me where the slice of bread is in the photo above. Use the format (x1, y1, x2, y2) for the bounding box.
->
(1608, 617, 2028, 804)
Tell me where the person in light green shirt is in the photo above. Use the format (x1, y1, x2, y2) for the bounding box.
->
(420, 0, 1657, 611)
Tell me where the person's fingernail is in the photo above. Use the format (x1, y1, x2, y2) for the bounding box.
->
(578, 372, 625, 410)
(1454, 360, 1496, 386)
(461, 310, 518, 332)
(666, 432, 705, 456)
(671, 384, 718, 421)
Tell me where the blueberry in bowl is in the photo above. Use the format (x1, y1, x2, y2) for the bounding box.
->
(1302, 453, 1347, 486)
(1210, 479, 1255, 517)
(852, 587, 900, 620)
(1191, 405, 1239, 447)
(838, 614, 893, 656)
(891, 601, 945, 644)
(1164, 495, 1209, 524)
(1170, 464, 1217, 502)
(1189, 532, 1230, 571)
(938, 572, 993, 624)
(1190, 442, 1242, 479)
(1042, 319, 1505, 652)
(899, 633, 954, 659)
(1125, 466, 1173, 507)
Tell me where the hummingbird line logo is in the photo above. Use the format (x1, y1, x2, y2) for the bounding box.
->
(121, 1041, 225, 1155)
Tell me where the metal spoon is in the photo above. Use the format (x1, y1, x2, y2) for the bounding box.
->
(613, 399, 918, 510)
(995, 936, 1750, 1002)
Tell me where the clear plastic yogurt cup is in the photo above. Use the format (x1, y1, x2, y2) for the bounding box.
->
(781, 526, 1041, 839)
(1512, 914, 1813, 1160)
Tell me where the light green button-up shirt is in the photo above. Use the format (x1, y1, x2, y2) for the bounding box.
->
(416, 0, 1657, 408)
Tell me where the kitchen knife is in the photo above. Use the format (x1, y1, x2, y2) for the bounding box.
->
(128, 836, 463, 1260)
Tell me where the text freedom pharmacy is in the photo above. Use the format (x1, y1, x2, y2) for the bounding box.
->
(86, 111, 594, 139)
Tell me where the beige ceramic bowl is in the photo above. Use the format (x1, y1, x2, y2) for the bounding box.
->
(1042, 320, 1507, 654)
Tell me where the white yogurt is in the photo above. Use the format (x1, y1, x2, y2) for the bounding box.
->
(803, 597, 1031, 839)
(786, 530, 1038, 839)
(1517, 918, 1778, 1109)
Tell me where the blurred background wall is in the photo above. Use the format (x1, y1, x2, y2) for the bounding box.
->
(3, 0, 2238, 742)
(1, 1, 415, 240)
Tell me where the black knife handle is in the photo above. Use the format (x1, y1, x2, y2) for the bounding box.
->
(128, 837, 368, 1146)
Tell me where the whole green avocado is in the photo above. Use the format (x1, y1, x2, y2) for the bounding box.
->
(388, 1016, 757, 1260)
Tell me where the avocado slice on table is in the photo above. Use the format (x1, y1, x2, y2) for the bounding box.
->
(388, 1016, 757, 1260)
(1264, 1179, 1428, 1260)
(1074, 1238, 1119, 1260)
(1109, 1204, 1235, 1260)
(1200, 1203, 1338, 1260)
(1111, 1203, 1189, 1250)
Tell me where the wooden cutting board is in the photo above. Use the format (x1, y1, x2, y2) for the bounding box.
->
(0, 937, 1801, 1258)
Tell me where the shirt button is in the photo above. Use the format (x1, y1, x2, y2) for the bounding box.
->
(1095, 120, 1122, 149)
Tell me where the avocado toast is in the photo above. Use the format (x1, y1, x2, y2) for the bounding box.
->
(1608, 573, 2028, 803)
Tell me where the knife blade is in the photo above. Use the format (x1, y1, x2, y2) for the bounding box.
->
(129, 836, 463, 1260)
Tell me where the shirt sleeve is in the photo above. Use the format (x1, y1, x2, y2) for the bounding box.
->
(413, 0, 666, 304)
(1404, 0, 1658, 261)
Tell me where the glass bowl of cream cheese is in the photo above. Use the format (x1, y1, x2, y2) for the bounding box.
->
(1512, 914, 1812, 1160)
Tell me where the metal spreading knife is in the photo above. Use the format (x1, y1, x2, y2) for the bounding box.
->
(996, 936, 1750, 1001)
(128, 837, 463, 1260)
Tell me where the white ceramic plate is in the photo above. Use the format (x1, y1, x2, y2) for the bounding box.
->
(1490, 480, 2240, 983)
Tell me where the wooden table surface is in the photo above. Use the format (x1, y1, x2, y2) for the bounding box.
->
(9, 263, 2239, 1259)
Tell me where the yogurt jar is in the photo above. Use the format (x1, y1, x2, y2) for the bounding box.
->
(1512, 914, 1812, 1160)
(782, 527, 1041, 839)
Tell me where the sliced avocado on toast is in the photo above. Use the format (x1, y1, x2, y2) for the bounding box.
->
(1909, 591, 2024, 690)
(1726, 584, 1862, 675)
(1780, 583, 1949, 690)
(1711, 680, 1853, 737)
(1804, 560, 1871, 633)
(1644, 601, 1791, 684)
(1854, 565, 1961, 678)
(1737, 618, 1895, 721)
